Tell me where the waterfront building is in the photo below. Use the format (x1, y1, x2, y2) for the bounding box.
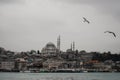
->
(80, 53, 93, 62)
(1, 61, 15, 70)
(59, 61, 77, 69)
(15, 58, 27, 71)
(43, 58, 65, 70)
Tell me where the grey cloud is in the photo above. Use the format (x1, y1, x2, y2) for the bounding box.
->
(0, 0, 120, 53)
(0, 0, 25, 4)
(54, 0, 120, 5)
(54, 0, 120, 21)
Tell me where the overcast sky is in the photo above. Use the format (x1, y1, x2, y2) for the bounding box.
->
(0, 0, 120, 53)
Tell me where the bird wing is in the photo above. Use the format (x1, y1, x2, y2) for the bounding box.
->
(111, 32, 116, 37)
(86, 20, 90, 23)
(82, 17, 90, 24)
(104, 31, 110, 33)
(83, 17, 86, 21)
(104, 31, 116, 37)
(83, 17, 85, 19)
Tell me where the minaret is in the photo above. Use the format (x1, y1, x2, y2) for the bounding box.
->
(57, 35, 60, 53)
(71, 43, 73, 51)
(73, 42, 75, 51)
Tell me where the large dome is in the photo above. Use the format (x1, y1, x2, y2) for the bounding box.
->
(46, 42, 56, 48)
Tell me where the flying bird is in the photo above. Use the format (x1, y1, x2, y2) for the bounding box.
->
(83, 17, 90, 24)
(104, 31, 116, 37)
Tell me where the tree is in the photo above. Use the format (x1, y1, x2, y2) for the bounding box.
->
(30, 50, 36, 54)
(79, 50, 86, 54)
(37, 50, 40, 54)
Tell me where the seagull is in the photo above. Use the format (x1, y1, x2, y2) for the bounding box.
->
(83, 17, 90, 24)
(104, 31, 116, 37)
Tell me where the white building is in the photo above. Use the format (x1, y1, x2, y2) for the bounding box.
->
(1, 61, 15, 70)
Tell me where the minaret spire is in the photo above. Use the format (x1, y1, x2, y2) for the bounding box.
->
(57, 35, 60, 53)
(73, 41, 75, 51)
(71, 43, 73, 51)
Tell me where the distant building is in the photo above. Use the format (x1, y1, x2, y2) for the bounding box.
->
(15, 58, 27, 71)
(41, 42, 58, 56)
(93, 62, 105, 69)
(80, 53, 93, 62)
(43, 58, 65, 70)
(1, 61, 15, 70)
(0, 47, 5, 55)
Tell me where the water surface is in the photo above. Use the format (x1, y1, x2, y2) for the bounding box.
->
(0, 72, 120, 80)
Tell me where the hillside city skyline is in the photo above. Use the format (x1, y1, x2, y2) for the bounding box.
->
(0, 0, 120, 53)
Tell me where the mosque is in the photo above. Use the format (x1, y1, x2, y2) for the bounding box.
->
(41, 36, 61, 56)
(41, 36, 75, 56)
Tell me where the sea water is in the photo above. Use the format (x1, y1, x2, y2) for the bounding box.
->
(0, 72, 120, 80)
